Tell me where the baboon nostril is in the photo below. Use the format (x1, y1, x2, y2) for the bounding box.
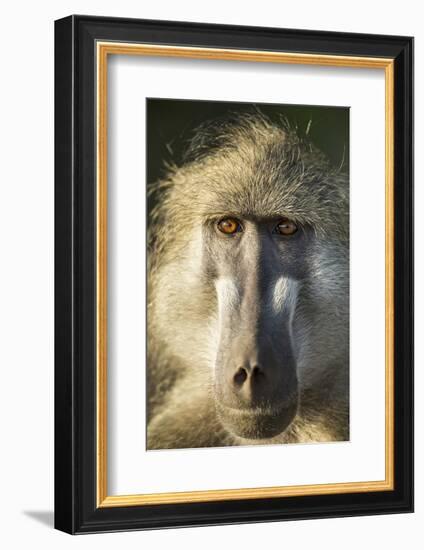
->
(233, 367, 248, 386)
(252, 365, 264, 379)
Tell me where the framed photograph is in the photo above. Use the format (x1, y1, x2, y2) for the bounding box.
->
(54, 15, 413, 534)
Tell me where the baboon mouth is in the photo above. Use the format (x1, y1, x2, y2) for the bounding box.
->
(216, 401, 297, 440)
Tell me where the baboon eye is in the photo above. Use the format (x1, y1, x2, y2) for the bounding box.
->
(217, 218, 242, 235)
(274, 218, 298, 236)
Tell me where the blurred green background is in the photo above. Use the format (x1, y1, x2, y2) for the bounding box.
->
(147, 98, 349, 185)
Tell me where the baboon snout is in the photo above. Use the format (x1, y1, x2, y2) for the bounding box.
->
(223, 345, 296, 410)
(214, 268, 300, 438)
(215, 339, 298, 439)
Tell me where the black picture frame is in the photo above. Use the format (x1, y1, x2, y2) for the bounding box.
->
(54, 14, 414, 534)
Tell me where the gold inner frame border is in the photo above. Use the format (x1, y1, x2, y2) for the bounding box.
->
(96, 42, 395, 508)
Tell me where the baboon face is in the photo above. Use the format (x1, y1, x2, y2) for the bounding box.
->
(151, 115, 349, 442)
(204, 215, 309, 439)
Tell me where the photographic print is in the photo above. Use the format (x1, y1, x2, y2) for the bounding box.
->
(146, 99, 350, 450)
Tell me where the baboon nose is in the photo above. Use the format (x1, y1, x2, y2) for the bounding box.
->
(228, 362, 280, 407)
(232, 365, 265, 388)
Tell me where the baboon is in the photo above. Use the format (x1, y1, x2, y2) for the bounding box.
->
(147, 112, 349, 449)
